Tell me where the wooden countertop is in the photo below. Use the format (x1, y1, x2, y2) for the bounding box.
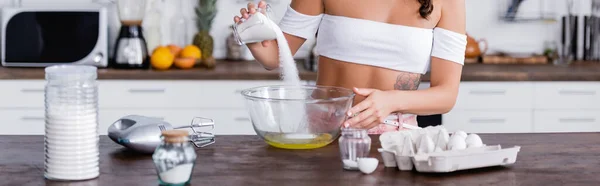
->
(1, 133, 599, 185)
(1, 60, 600, 81)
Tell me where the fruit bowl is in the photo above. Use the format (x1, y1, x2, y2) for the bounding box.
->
(240, 85, 355, 149)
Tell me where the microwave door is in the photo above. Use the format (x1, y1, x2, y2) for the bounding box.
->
(4, 11, 101, 66)
(5, 12, 43, 62)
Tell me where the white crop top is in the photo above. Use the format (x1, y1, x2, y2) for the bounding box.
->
(278, 5, 467, 74)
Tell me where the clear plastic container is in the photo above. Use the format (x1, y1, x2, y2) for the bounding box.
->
(338, 128, 371, 170)
(153, 130, 197, 186)
(44, 65, 99, 181)
(170, 0, 191, 47)
(143, 0, 165, 52)
(232, 4, 277, 45)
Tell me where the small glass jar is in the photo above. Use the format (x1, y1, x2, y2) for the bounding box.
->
(338, 128, 371, 170)
(152, 130, 197, 186)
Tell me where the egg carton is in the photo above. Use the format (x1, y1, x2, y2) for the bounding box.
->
(377, 126, 521, 173)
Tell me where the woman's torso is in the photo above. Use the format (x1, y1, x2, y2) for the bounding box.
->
(314, 0, 442, 104)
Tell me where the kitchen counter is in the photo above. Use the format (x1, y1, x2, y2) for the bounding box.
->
(1, 60, 600, 81)
(1, 133, 599, 185)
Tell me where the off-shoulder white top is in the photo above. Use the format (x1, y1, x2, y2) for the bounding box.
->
(278, 5, 467, 74)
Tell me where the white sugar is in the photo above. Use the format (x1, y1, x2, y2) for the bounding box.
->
(267, 19, 302, 86)
(159, 163, 194, 184)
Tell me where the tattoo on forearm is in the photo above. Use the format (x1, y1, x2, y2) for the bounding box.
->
(394, 73, 421, 90)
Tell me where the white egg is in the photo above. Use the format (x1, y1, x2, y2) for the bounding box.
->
(417, 134, 435, 154)
(453, 130, 468, 140)
(465, 133, 484, 148)
(447, 134, 467, 150)
(358, 158, 379, 174)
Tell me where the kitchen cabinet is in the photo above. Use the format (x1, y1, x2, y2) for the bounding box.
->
(99, 108, 256, 135)
(0, 80, 45, 108)
(443, 82, 535, 133)
(453, 82, 534, 109)
(0, 109, 45, 135)
(533, 110, 600, 133)
(533, 82, 600, 109)
(443, 110, 532, 133)
(444, 82, 600, 133)
(98, 80, 286, 109)
(1, 80, 599, 134)
(0, 80, 286, 135)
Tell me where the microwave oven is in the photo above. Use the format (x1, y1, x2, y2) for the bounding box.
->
(0, 5, 108, 67)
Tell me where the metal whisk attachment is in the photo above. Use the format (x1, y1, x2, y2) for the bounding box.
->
(175, 117, 216, 148)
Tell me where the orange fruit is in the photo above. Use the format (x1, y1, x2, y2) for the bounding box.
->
(173, 57, 195, 69)
(151, 47, 174, 70)
(152, 45, 163, 54)
(180, 45, 202, 59)
(167, 44, 182, 56)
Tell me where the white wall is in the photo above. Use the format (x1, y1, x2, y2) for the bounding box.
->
(0, 0, 592, 60)
(467, 0, 591, 57)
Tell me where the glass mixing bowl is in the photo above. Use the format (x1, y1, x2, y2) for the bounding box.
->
(241, 85, 355, 149)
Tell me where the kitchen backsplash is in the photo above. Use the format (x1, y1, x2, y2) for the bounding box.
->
(0, 0, 592, 60)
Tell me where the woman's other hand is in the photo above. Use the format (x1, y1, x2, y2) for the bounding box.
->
(233, 1, 271, 47)
(344, 88, 397, 129)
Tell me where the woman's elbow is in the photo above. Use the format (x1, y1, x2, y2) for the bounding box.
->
(264, 65, 277, 71)
(438, 96, 458, 114)
(258, 60, 279, 71)
(264, 64, 279, 71)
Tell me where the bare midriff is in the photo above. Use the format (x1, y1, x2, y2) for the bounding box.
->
(316, 57, 422, 134)
(315, 0, 442, 98)
(316, 56, 422, 104)
(311, 0, 444, 132)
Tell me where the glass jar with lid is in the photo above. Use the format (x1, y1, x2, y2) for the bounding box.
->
(338, 128, 371, 170)
(152, 130, 197, 186)
(44, 65, 99, 181)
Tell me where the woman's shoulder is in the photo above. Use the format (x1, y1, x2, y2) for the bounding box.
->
(436, 0, 465, 8)
(436, 0, 466, 33)
(290, 0, 324, 16)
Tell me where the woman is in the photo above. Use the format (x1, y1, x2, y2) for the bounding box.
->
(234, 0, 466, 134)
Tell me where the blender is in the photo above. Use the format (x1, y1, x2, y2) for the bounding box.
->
(111, 0, 149, 69)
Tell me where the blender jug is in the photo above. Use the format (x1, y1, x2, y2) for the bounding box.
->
(112, 0, 150, 69)
(117, 0, 147, 25)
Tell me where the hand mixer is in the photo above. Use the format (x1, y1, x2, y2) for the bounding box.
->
(108, 115, 216, 154)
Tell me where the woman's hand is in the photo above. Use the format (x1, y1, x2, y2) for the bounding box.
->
(344, 88, 398, 129)
(233, 1, 272, 47)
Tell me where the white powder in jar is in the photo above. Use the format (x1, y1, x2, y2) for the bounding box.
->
(343, 159, 359, 169)
(159, 163, 194, 184)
